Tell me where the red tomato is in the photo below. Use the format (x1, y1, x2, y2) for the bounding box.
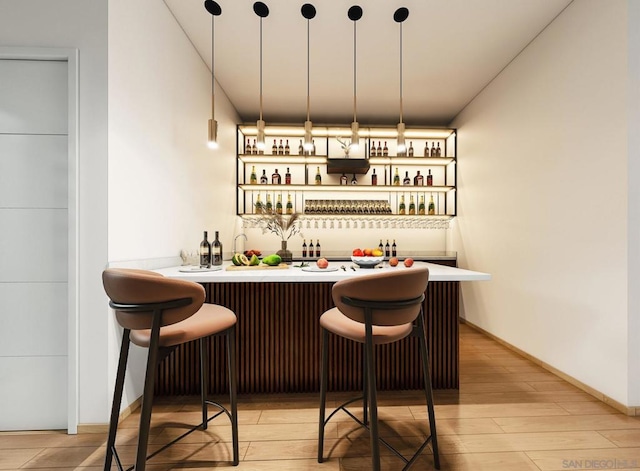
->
(352, 248, 364, 257)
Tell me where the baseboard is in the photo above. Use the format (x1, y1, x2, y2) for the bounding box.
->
(77, 396, 143, 434)
(460, 318, 639, 416)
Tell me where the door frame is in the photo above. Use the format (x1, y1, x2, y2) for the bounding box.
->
(0, 47, 79, 433)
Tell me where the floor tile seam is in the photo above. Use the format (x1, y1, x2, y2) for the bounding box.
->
(594, 429, 638, 448)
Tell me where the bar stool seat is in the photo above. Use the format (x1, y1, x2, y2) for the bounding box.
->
(320, 307, 413, 345)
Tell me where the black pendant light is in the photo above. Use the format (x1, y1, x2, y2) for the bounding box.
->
(348, 6, 363, 151)
(301, 4, 316, 151)
(204, 0, 222, 149)
(394, 7, 409, 154)
(254, 2, 269, 151)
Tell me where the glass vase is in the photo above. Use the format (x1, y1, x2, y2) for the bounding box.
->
(276, 240, 293, 264)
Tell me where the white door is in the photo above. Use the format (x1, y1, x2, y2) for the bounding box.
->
(0, 59, 69, 430)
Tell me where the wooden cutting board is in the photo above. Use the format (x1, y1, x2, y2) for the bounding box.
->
(226, 263, 290, 271)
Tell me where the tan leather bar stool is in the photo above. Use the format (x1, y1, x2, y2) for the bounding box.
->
(102, 268, 239, 470)
(317, 267, 439, 470)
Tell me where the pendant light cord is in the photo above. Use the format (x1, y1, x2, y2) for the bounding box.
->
(259, 17, 263, 122)
(211, 14, 215, 119)
(399, 22, 403, 124)
(353, 21, 357, 123)
(306, 18, 310, 122)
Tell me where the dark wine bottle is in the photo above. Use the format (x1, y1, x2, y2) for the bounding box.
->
(371, 168, 378, 186)
(403, 171, 411, 186)
(426, 169, 433, 186)
(199, 231, 211, 268)
(272, 139, 278, 155)
(272, 169, 281, 185)
(302, 239, 308, 257)
(212, 231, 222, 266)
(379, 239, 384, 253)
(408, 141, 414, 157)
(298, 139, 304, 155)
(285, 167, 291, 185)
(414, 171, 424, 186)
(385, 240, 390, 257)
(278, 139, 284, 155)
(382, 141, 388, 156)
(260, 169, 268, 184)
(392, 239, 397, 257)
(315, 239, 321, 257)
(309, 240, 314, 256)
(284, 139, 290, 155)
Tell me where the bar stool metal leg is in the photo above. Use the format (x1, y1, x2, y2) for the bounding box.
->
(318, 328, 329, 463)
(364, 311, 381, 471)
(200, 337, 209, 429)
(227, 325, 239, 466)
(418, 311, 440, 469)
(362, 344, 369, 427)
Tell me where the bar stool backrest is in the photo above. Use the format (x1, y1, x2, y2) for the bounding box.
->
(332, 267, 429, 326)
(102, 268, 206, 330)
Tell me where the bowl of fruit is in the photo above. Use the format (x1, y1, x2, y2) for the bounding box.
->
(351, 248, 384, 268)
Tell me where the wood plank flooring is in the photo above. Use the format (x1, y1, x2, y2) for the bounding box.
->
(1, 323, 639, 470)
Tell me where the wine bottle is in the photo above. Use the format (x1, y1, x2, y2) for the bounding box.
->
(426, 169, 433, 186)
(377, 141, 383, 156)
(340, 173, 348, 185)
(424, 142, 429, 157)
(309, 240, 314, 256)
(418, 195, 426, 215)
(285, 167, 291, 185)
(436, 142, 442, 157)
(272, 169, 281, 185)
(255, 194, 263, 214)
(350, 174, 358, 185)
(428, 193, 436, 215)
(284, 139, 290, 155)
(252, 139, 257, 154)
(403, 171, 411, 186)
(315, 239, 321, 257)
(371, 168, 378, 186)
(272, 139, 278, 155)
(382, 141, 388, 156)
(408, 141, 414, 157)
(302, 239, 307, 257)
(414, 171, 424, 186)
(246, 138, 252, 154)
(199, 231, 211, 268)
(430, 142, 437, 157)
(385, 240, 390, 257)
(250, 165, 258, 184)
(260, 169, 268, 184)
(409, 195, 416, 215)
(370, 141, 377, 157)
(379, 239, 384, 253)
(278, 139, 284, 155)
(266, 194, 273, 212)
(212, 231, 222, 266)
(276, 194, 283, 214)
(399, 195, 406, 215)
(315, 166, 322, 185)
(286, 193, 293, 214)
(298, 139, 304, 155)
(393, 168, 401, 186)
(392, 239, 397, 257)
(311, 139, 316, 155)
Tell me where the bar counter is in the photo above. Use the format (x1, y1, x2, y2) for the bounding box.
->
(153, 262, 490, 396)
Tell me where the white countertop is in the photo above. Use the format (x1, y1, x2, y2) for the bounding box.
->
(155, 261, 491, 283)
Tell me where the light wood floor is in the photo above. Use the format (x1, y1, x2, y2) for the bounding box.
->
(2, 323, 640, 470)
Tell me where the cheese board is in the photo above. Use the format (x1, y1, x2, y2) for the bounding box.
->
(226, 263, 290, 271)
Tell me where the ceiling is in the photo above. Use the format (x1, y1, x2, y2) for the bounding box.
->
(164, 0, 573, 126)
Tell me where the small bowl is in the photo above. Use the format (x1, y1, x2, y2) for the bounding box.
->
(351, 255, 384, 268)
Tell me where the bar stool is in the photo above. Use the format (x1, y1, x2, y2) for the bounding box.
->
(102, 268, 239, 470)
(317, 267, 439, 470)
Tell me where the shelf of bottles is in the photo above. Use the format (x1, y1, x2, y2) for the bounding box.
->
(236, 124, 456, 228)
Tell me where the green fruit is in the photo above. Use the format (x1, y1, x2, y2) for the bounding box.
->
(231, 253, 250, 266)
(249, 254, 260, 266)
(262, 254, 282, 266)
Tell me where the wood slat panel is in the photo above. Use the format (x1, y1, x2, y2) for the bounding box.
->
(155, 280, 459, 395)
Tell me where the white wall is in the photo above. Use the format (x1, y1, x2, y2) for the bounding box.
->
(0, 1, 109, 425)
(107, 0, 240, 411)
(452, 0, 633, 405)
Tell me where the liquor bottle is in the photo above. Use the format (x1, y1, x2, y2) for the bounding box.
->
(377, 141, 382, 156)
(250, 165, 258, 184)
(424, 142, 429, 157)
(199, 231, 211, 268)
(414, 170, 424, 186)
(408, 141, 414, 157)
(285, 167, 291, 185)
(272, 139, 278, 155)
(272, 169, 281, 185)
(340, 173, 348, 185)
(284, 139, 290, 155)
(426, 169, 433, 186)
(399, 195, 406, 215)
(409, 195, 416, 215)
(418, 195, 426, 215)
(436, 142, 441, 157)
(276, 194, 283, 214)
(266, 193, 273, 212)
(392, 239, 397, 257)
(260, 169, 268, 184)
(278, 139, 284, 155)
(311, 139, 316, 155)
(350, 174, 358, 185)
(302, 239, 308, 257)
(308, 240, 314, 257)
(370, 141, 377, 157)
(255, 194, 263, 214)
(315, 239, 321, 257)
(252, 139, 257, 154)
(298, 139, 304, 155)
(286, 193, 293, 214)
(371, 168, 378, 186)
(393, 168, 401, 186)
(212, 231, 223, 266)
(379, 239, 384, 253)
(246, 138, 252, 154)
(403, 171, 411, 186)
(428, 193, 436, 215)
(430, 142, 437, 157)
(315, 166, 322, 185)
(385, 239, 390, 257)
(382, 141, 388, 156)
